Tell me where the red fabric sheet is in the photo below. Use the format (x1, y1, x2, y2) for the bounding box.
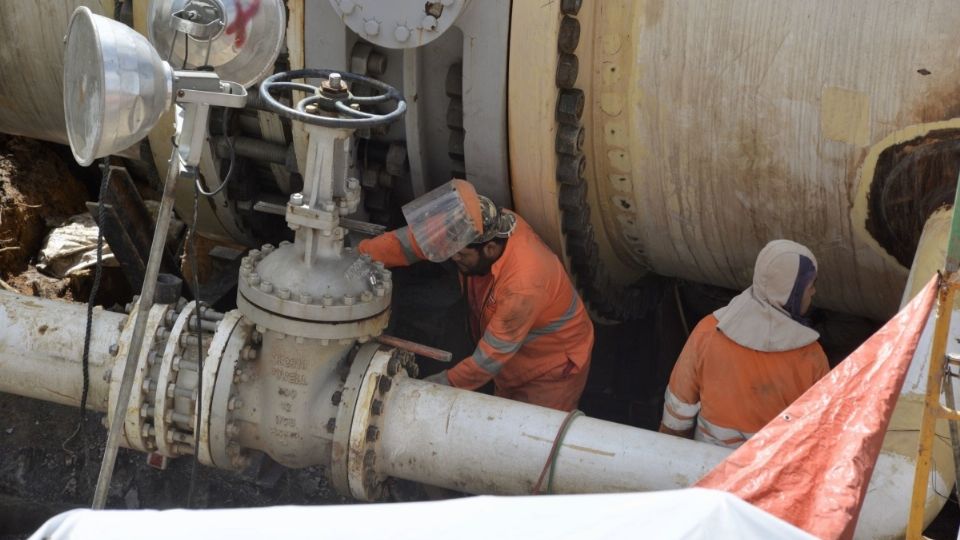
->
(696, 275, 939, 540)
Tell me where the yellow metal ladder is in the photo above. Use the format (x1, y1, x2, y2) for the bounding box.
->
(907, 182, 960, 539)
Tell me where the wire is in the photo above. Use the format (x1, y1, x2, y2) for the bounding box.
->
(532, 409, 584, 495)
(182, 32, 189, 70)
(63, 160, 111, 464)
(195, 109, 236, 197)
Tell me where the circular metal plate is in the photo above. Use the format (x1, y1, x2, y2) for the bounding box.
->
(328, 0, 469, 50)
(148, 0, 286, 88)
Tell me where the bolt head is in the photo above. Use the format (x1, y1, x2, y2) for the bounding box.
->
(378, 375, 393, 394)
(278, 288, 291, 300)
(328, 73, 343, 90)
(422, 15, 438, 30)
(364, 20, 380, 36)
(342, 295, 356, 306)
(339, 0, 355, 14)
(260, 281, 274, 293)
(290, 192, 304, 206)
(299, 293, 313, 304)
(249, 273, 261, 286)
(326, 418, 337, 433)
(322, 295, 334, 306)
(331, 391, 343, 405)
(366, 425, 380, 442)
(371, 399, 383, 415)
(109, 343, 119, 355)
(394, 25, 410, 42)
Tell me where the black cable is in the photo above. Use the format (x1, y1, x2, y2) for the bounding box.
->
(182, 32, 189, 70)
(63, 160, 110, 464)
(195, 109, 237, 197)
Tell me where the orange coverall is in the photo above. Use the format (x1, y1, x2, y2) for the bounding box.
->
(358, 211, 594, 411)
(661, 315, 829, 448)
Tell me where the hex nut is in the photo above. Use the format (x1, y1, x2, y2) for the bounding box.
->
(331, 391, 343, 405)
(260, 281, 274, 294)
(556, 53, 579, 89)
(278, 288, 291, 300)
(557, 153, 586, 185)
(322, 295, 334, 306)
(343, 295, 356, 306)
(378, 375, 392, 394)
(561, 0, 582, 15)
(299, 293, 313, 304)
(326, 418, 337, 433)
(371, 399, 384, 416)
(290, 192, 304, 206)
(556, 88, 585, 124)
(364, 20, 379, 36)
(387, 357, 401, 376)
(366, 425, 380, 442)
(556, 123, 585, 155)
(558, 17, 581, 54)
(421, 15, 438, 30)
(363, 449, 376, 467)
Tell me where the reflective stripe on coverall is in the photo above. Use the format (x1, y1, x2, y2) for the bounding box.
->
(359, 211, 594, 411)
(661, 314, 829, 448)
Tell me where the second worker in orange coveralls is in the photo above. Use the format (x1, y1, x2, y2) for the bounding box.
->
(358, 179, 594, 412)
(659, 239, 829, 448)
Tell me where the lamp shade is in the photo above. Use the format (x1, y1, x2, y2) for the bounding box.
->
(148, 0, 286, 89)
(64, 6, 173, 166)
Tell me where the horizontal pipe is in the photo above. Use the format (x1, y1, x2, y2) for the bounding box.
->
(0, 291, 125, 411)
(213, 136, 290, 166)
(378, 378, 730, 494)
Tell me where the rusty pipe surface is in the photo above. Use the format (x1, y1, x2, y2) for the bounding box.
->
(0, 290, 125, 410)
(377, 378, 730, 494)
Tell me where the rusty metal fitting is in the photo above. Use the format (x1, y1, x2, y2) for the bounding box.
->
(371, 399, 384, 416)
(556, 124, 585, 155)
(331, 390, 343, 406)
(556, 53, 579, 89)
(557, 153, 586, 185)
(561, 0, 582, 15)
(387, 356, 401, 376)
(326, 418, 337, 433)
(363, 449, 376, 468)
(366, 425, 380, 442)
(377, 375, 392, 394)
(556, 88, 585, 125)
(558, 16, 581, 54)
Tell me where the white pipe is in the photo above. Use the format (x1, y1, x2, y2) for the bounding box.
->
(0, 290, 124, 411)
(378, 378, 730, 494)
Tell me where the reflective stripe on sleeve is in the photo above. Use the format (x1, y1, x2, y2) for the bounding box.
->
(395, 226, 419, 264)
(481, 331, 523, 354)
(526, 294, 579, 340)
(662, 388, 700, 431)
(694, 416, 754, 449)
(472, 347, 504, 376)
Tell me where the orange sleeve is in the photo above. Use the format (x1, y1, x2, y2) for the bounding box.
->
(447, 288, 539, 390)
(357, 226, 426, 269)
(660, 319, 709, 434)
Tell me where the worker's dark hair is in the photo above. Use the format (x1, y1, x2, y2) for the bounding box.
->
(467, 236, 508, 250)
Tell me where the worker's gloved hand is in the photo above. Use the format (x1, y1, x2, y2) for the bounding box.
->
(423, 370, 450, 386)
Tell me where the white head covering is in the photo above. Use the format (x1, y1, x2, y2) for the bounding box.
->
(713, 240, 820, 352)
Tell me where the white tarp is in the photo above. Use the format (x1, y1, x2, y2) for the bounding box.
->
(30, 488, 815, 540)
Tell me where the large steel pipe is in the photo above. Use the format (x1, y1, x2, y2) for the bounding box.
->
(0, 290, 124, 410)
(377, 378, 729, 494)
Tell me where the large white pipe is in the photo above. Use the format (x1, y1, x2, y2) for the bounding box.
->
(378, 378, 730, 494)
(0, 290, 124, 411)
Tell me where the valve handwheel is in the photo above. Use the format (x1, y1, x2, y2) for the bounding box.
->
(260, 69, 406, 128)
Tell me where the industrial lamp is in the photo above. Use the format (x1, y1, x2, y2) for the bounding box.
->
(61, 5, 257, 509)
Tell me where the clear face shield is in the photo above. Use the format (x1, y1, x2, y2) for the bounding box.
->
(401, 179, 484, 262)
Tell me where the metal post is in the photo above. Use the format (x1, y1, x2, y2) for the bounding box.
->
(906, 176, 960, 538)
(91, 148, 185, 509)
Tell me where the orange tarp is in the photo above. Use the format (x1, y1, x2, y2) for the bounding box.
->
(696, 275, 939, 540)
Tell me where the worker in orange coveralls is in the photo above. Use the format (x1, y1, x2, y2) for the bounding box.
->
(659, 240, 829, 448)
(359, 179, 594, 412)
